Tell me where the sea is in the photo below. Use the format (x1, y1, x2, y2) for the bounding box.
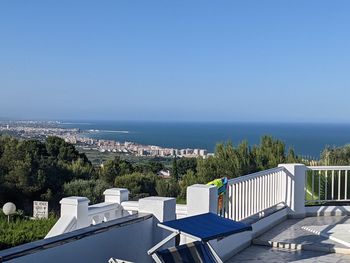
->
(59, 121, 350, 158)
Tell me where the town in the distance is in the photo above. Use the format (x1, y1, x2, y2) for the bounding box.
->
(0, 120, 211, 158)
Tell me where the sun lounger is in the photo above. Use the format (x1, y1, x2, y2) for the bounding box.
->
(148, 212, 252, 263)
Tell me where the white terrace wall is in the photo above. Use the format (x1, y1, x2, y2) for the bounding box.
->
(5, 163, 311, 262)
(8, 217, 154, 263)
(5, 197, 176, 263)
(46, 188, 130, 238)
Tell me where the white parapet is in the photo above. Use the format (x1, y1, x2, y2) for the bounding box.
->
(88, 202, 123, 225)
(139, 196, 176, 222)
(121, 201, 139, 215)
(278, 163, 306, 218)
(139, 196, 176, 246)
(45, 215, 77, 238)
(187, 184, 218, 216)
(60, 196, 90, 229)
(104, 188, 129, 203)
(179, 184, 218, 245)
(46, 196, 90, 238)
(46, 189, 132, 238)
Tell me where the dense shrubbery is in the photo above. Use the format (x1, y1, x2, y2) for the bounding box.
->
(303, 145, 350, 202)
(114, 172, 158, 200)
(0, 211, 57, 250)
(0, 135, 303, 210)
(112, 136, 301, 200)
(63, 179, 109, 204)
(320, 145, 350, 165)
(0, 136, 94, 212)
(195, 136, 300, 183)
(156, 179, 180, 198)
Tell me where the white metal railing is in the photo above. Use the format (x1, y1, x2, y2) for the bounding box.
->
(226, 167, 287, 221)
(306, 166, 350, 203)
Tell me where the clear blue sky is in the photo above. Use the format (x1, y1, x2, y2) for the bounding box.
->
(1, 1, 350, 122)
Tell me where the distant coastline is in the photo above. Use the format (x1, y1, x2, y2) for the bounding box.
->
(2, 120, 350, 158)
(59, 121, 350, 158)
(0, 120, 210, 159)
(86, 129, 129, 134)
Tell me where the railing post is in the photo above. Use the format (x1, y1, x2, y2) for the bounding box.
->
(182, 184, 218, 245)
(139, 197, 176, 246)
(278, 164, 306, 218)
(187, 184, 218, 216)
(60, 196, 90, 229)
(103, 188, 129, 203)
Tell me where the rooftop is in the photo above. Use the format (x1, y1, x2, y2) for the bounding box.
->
(230, 215, 350, 262)
(2, 164, 350, 262)
(229, 245, 350, 262)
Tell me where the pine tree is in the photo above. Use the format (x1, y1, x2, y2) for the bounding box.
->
(172, 155, 179, 181)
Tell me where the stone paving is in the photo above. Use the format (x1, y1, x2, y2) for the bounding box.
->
(302, 224, 350, 248)
(228, 216, 350, 262)
(254, 216, 350, 251)
(228, 245, 350, 262)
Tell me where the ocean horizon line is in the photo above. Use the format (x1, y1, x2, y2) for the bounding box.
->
(2, 118, 350, 125)
(58, 120, 350, 126)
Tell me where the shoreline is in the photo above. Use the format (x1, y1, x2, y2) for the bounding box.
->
(0, 121, 211, 159)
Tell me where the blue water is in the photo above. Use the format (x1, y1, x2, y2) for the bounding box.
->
(59, 121, 350, 158)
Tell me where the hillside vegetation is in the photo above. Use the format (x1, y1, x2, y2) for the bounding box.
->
(1, 135, 349, 249)
(0, 211, 56, 250)
(0, 135, 301, 208)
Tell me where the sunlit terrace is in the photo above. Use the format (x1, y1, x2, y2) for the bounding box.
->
(1, 164, 350, 262)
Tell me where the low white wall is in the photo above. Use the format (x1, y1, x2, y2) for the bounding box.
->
(250, 208, 288, 238)
(8, 217, 154, 263)
(210, 230, 251, 261)
(47, 189, 130, 238)
(211, 208, 288, 261)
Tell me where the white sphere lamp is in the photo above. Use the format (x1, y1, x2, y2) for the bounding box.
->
(3, 202, 16, 222)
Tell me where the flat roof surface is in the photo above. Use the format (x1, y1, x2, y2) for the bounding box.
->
(228, 245, 350, 262)
(229, 215, 350, 262)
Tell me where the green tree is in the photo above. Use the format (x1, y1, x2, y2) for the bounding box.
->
(45, 136, 89, 163)
(0, 136, 94, 212)
(320, 145, 350, 165)
(172, 156, 179, 181)
(156, 179, 180, 197)
(177, 157, 197, 178)
(99, 156, 134, 185)
(286, 148, 300, 163)
(252, 136, 286, 170)
(114, 172, 158, 200)
(196, 141, 255, 182)
(63, 179, 109, 204)
(179, 170, 204, 199)
(135, 161, 164, 174)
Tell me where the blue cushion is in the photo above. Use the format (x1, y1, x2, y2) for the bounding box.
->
(160, 213, 252, 241)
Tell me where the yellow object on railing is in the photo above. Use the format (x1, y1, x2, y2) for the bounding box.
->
(207, 177, 228, 216)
